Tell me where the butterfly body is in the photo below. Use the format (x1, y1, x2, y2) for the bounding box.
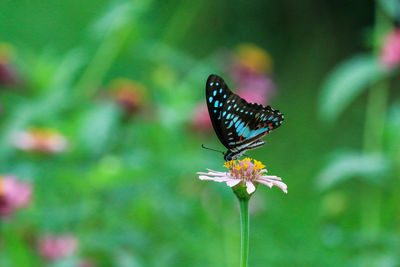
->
(205, 74, 284, 161)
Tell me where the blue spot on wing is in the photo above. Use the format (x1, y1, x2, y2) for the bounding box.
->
(235, 120, 241, 128)
(248, 127, 269, 138)
(242, 127, 250, 137)
(236, 122, 245, 134)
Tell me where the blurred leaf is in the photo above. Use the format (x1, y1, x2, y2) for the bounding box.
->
(89, 0, 150, 39)
(114, 250, 143, 267)
(25, 49, 59, 92)
(349, 252, 399, 267)
(316, 151, 390, 190)
(76, 0, 151, 97)
(48, 258, 80, 267)
(89, 2, 133, 39)
(78, 102, 122, 156)
(319, 55, 387, 124)
(378, 0, 400, 19)
(2, 228, 36, 267)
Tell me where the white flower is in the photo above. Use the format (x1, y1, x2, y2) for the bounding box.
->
(197, 158, 287, 194)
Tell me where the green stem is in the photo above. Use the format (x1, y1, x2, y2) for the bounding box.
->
(239, 198, 249, 267)
(361, 80, 388, 236)
(360, 3, 390, 237)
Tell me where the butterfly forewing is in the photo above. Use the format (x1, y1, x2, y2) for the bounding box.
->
(206, 75, 233, 148)
(206, 74, 284, 151)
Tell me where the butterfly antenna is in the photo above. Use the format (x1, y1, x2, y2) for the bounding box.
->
(201, 144, 225, 155)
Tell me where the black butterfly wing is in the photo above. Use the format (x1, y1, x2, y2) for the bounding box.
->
(206, 74, 284, 150)
(221, 99, 284, 148)
(206, 74, 234, 148)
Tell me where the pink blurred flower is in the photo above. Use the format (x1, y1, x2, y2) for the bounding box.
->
(380, 28, 400, 69)
(0, 63, 18, 86)
(12, 128, 67, 154)
(38, 234, 79, 261)
(236, 75, 276, 105)
(197, 158, 287, 195)
(0, 176, 32, 217)
(191, 103, 212, 132)
(108, 78, 147, 115)
(0, 42, 19, 86)
(230, 44, 276, 105)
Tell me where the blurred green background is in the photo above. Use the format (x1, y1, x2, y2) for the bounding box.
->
(1, 0, 400, 266)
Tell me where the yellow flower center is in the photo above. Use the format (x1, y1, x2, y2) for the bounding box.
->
(234, 165, 242, 172)
(253, 160, 265, 171)
(223, 160, 234, 169)
(223, 158, 266, 179)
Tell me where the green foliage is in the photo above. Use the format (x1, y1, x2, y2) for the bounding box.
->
(319, 55, 387, 124)
(0, 0, 400, 266)
(378, 0, 400, 18)
(316, 151, 390, 190)
(78, 103, 122, 156)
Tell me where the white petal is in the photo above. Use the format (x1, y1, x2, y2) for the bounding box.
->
(197, 171, 226, 177)
(256, 179, 288, 193)
(198, 175, 214, 180)
(198, 175, 231, 183)
(206, 169, 228, 176)
(271, 180, 288, 193)
(246, 181, 256, 194)
(256, 179, 273, 188)
(260, 169, 268, 174)
(206, 168, 225, 173)
(259, 175, 281, 181)
(226, 179, 241, 187)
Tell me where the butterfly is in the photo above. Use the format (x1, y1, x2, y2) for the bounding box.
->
(206, 74, 284, 161)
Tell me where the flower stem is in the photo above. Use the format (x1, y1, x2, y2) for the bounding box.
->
(239, 198, 249, 267)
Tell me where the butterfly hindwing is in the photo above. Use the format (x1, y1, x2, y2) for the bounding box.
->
(221, 95, 283, 149)
(206, 74, 284, 151)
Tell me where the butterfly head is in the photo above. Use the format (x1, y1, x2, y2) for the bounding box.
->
(224, 150, 246, 161)
(223, 152, 233, 162)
